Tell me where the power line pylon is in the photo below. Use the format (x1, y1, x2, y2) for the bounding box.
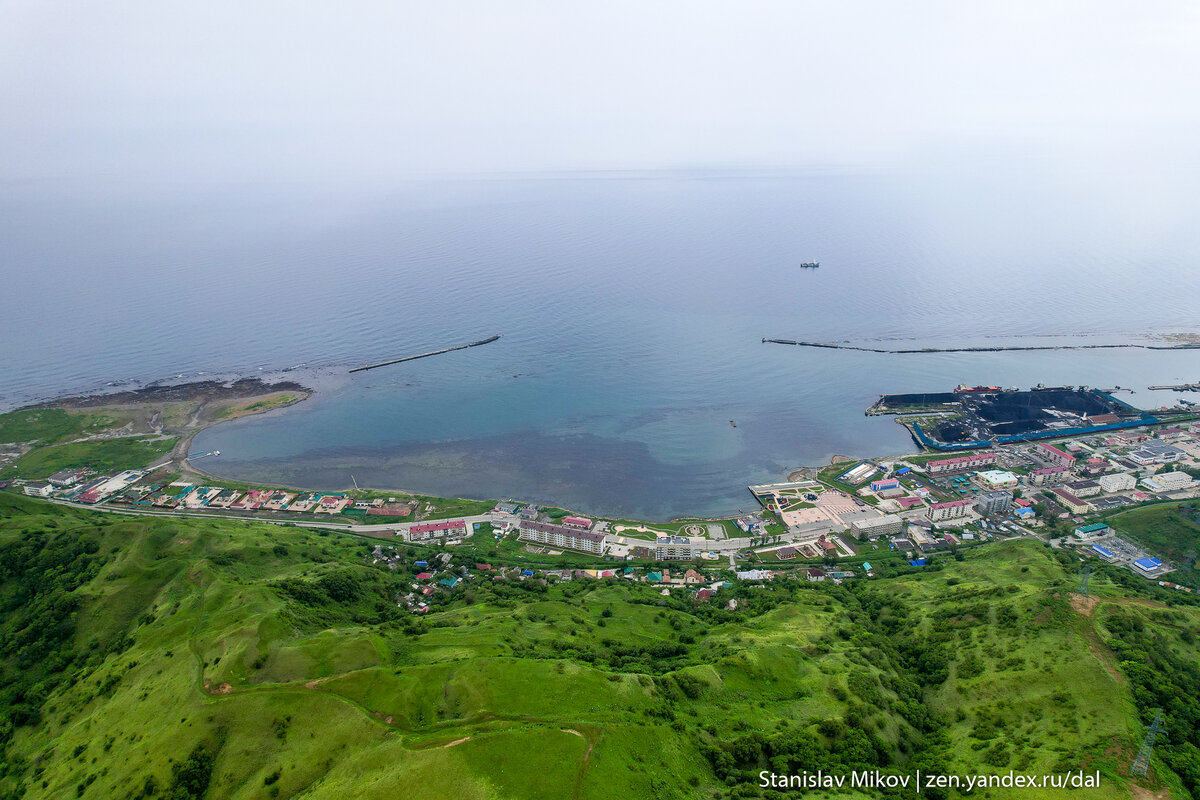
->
(1075, 563, 1091, 596)
(1131, 708, 1165, 778)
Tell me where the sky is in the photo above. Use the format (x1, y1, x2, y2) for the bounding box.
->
(1, 1, 1199, 184)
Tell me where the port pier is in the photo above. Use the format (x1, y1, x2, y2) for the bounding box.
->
(350, 335, 501, 374)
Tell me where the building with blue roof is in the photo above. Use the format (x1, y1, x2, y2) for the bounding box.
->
(1133, 557, 1164, 576)
(908, 559, 926, 567)
(1092, 544, 1116, 560)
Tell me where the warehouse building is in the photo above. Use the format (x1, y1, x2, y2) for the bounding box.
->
(1133, 557, 1167, 577)
(975, 470, 1019, 491)
(1073, 522, 1110, 540)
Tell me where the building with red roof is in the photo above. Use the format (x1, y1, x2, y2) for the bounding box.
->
(1036, 442, 1076, 468)
(405, 519, 468, 543)
(927, 499, 973, 522)
(924, 452, 995, 475)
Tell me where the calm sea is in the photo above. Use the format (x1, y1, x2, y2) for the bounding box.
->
(3, 165, 1199, 519)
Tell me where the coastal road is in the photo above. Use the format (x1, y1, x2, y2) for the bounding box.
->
(42, 497, 500, 539)
(38, 495, 859, 560)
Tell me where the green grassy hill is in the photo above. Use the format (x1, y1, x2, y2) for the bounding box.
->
(1, 436, 177, 480)
(1, 493, 1198, 800)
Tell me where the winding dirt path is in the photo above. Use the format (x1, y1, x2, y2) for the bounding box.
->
(565, 727, 598, 800)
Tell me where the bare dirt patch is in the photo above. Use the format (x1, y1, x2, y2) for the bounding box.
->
(1071, 594, 1099, 617)
(442, 736, 472, 748)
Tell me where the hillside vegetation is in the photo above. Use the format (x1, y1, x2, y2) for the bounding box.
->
(1, 493, 1198, 800)
(1, 436, 177, 480)
(0, 409, 121, 447)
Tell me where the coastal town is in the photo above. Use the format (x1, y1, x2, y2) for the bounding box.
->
(8, 396, 1200, 615)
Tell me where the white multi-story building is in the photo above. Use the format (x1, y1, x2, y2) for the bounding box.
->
(1140, 471, 1194, 493)
(1098, 472, 1136, 493)
(655, 536, 696, 560)
(849, 514, 904, 540)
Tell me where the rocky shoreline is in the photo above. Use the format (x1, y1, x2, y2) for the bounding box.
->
(19, 377, 310, 411)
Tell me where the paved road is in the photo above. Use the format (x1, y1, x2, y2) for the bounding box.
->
(43, 497, 500, 538)
(41, 496, 866, 560)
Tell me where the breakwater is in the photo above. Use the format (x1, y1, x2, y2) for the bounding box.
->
(761, 338, 1200, 354)
(349, 335, 501, 374)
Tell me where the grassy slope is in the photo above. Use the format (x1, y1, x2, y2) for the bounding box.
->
(0, 409, 121, 446)
(1, 494, 1195, 799)
(900, 548, 1146, 799)
(1, 436, 177, 479)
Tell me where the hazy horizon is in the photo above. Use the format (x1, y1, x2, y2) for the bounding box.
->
(3, 2, 1199, 186)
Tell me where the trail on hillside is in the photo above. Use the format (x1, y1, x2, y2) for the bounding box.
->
(1067, 595, 1124, 683)
(565, 727, 599, 800)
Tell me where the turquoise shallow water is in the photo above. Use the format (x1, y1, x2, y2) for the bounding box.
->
(4, 167, 1199, 518)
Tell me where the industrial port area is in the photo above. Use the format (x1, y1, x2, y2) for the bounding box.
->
(866, 384, 1186, 450)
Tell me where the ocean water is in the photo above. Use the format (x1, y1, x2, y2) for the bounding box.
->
(3, 164, 1199, 519)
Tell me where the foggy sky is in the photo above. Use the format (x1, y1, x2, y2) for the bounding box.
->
(2, 1, 1198, 183)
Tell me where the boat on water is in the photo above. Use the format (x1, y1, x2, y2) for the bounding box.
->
(730, 420, 737, 427)
(799, 261, 820, 268)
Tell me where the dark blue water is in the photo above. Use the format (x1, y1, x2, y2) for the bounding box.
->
(4, 167, 1199, 518)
